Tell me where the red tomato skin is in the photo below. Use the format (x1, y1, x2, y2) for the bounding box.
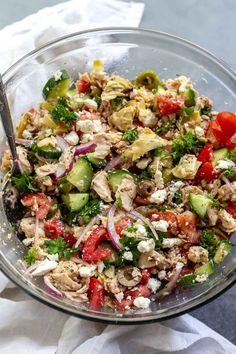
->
(115, 217, 132, 236)
(88, 278, 105, 309)
(76, 79, 90, 93)
(210, 120, 231, 144)
(64, 233, 77, 247)
(21, 193, 51, 220)
(82, 226, 111, 262)
(126, 285, 151, 299)
(195, 162, 218, 183)
(197, 145, 213, 163)
(157, 95, 184, 116)
(140, 268, 153, 285)
(226, 137, 236, 150)
(177, 211, 200, 243)
(44, 219, 65, 239)
(226, 202, 236, 219)
(217, 112, 236, 136)
(147, 210, 178, 235)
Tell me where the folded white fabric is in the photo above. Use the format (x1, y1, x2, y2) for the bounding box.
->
(0, 1, 236, 353)
(0, 0, 144, 73)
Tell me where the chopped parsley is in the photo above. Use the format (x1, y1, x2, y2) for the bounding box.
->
(44, 237, 78, 260)
(179, 274, 197, 287)
(229, 149, 236, 162)
(117, 236, 141, 266)
(171, 132, 203, 165)
(156, 121, 176, 134)
(23, 247, 37, 265)
(199, 230, 219, 258)
(79, 198, 101, 223)
(207, 195, 226, 208)
(152, 147, 163, 157)
(123, 128, 138, 143)
(51, 98, 77, 124)
(220, 169, 235, 179)
(173, 191, 182, 204)
(12, 172, 39, 193)
(181, 107, 194, 117)
(200, 106, 212, 116)
(111, 96, 123, 111)
(125, 226, 137, 233)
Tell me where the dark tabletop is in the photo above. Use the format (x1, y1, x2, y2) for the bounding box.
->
(0, 0, 236, 345)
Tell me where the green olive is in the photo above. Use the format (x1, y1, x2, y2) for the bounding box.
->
(134, 70, 160, 90)
(162, 168, 173, 184)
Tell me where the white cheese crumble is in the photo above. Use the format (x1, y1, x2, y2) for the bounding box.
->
(122, 251, 133, 261)
(97, 261, 105, 273)
(137, 239, 155, 253)
(158, 270, 166, 280)
(196, 274, 208, 283)
(81, 133, 94, 143)
(83, 98, 98, 110)
(147, 278, 161, 293)
(133, 296, 151, 309)
(162, 238, 183, 248)
(22, 238, 32, 246)
(135, 223, 147, 237)
(195, 126, 205, 137)
(115, 292, 124, 303)
(149, 189, 167, 205)
(31, 259, 58, 276)
(54, 70, 63, 81)
(152, 220, 169, 232)
(216, 159, 235, 170)
(76, 119, 102, 133)
(64, 131, 79, 146)
(47, 253, 59, 262)
(79, 265, 96, 278)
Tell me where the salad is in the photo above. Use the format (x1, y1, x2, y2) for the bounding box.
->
(2, 60, 236, 311)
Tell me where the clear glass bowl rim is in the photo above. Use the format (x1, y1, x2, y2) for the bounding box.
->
(1, 27, 236, 324)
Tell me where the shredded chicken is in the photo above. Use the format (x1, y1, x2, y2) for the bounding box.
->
(218, 209, 236, 233)
(17, 146, 32, 174)
(207, 207, 219, 226)
(20, 217, 45, 239)
(92, 171, 113, 202)
(115, 175, 137, 211)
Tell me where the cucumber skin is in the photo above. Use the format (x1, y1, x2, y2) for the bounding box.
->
(213, 148, 228, 165)
(195, 260, 215, 276)
(43, 69, 70, 100)
(67, 158, 93, 192)
(189, 193, 212, 218)
(183, 88, 196, 107)
(213, 241, 233, 264)
(108, 170, 133, 192)
(62, 193, 89, 212)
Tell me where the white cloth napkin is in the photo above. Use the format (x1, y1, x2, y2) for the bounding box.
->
(0, 1, 236, 353)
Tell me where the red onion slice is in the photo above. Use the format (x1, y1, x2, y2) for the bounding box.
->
(15, 138, 33, 146)
(74, 143, 97, 157)
(74, 216, 99, 248)
(55, 160, 74, 179)
(107, 205, 121, 250)
(128, 210, 159, 240)
(44, 275, 63, 297)
(105, 156, 121, 171)
(56, 135, 69, 152)
(156, 262, 184, 299)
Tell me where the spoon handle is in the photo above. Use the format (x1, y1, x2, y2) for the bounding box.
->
(0, 74, 18, 164)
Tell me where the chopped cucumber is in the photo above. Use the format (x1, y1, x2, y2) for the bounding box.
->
(213, 148, 228, 165)
(67, 158, 93, 192)
(195, 260, 215, 276)
(59, 180, 74, 194)
(189, 193, 212, 218)
(86, 153, 106, 168)
(108, 170, 134, 192)
(182, 88, 196, 107)
(43, 69, 70, 100)
(98, 242, 118, 263)
(213, 241, 233, 264)
(17, 112, 30, 138)
(62, 193, 89, 212)
(32, 143, 62, 159)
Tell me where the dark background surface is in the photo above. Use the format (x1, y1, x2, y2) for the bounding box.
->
(0, 0, 236, 345)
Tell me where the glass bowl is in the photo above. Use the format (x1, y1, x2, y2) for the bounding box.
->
(0, 28, 236, 324)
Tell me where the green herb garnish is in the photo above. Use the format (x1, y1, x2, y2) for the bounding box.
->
(179, 274, 197, 287)
(23, 247, 37, 265)
(44, 237, 78, 260)
(79, 198, 101, 223)
(171, 132, 202, 165)
(123, 128, 138, 143)
(199, 230, 219, 259)
(51, 98, 77, 124)
(12, 172, 39, 193)
(156, 121, 176, 134)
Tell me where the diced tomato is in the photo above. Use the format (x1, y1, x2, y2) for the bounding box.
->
(217, 112, 236, 137)
(115, 298, 133, 311)
(197, 145, 213, 163)
(177, 211, 200, 243)
(88, 278, 105, 309)
(21, 193, 51, 220)
(195, 162, 218, 183)
(64, 233, 77, 247)
(226, 137, 236, 150)
(147, 210, 178, 235)
(226, 202, 236, 219)
(209, 120, 229, 144)
(156, 95, 184, 116)
(140, 268, 153, 285)
(126, 285, 151, 299)
(76, 79, 90, 93)
(115, 217, 132, 236)
(44, 219, 65, 239)
(82, 226, 111, 262)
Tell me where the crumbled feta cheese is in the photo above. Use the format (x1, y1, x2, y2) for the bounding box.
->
(64, 131, 79, 146)
(195, 126, 205, 137)
(137, 239, 155, 253)
(133, 296, 151, 309)
(22, 130, 33, 139)
(76, 119, 102, 133)
(47, 253, 59, 262)
(158, 270, 166, 280)
(216, 159, 235, 170)
(135, 223, 147, 237)
(152, 220, 169, 232)
(149, 189, 167, 205)
(97, 261, 105, 273)
(196, 274, 208, 283)
(178, 76, 193, 93)
(123, 251, 133, 261)
(147, 278, 161, 293)
(31, 259, 58, 276)
(162, 238, 183, 248)
(83, 98, 98, 110)
(168, 181, 185, 198)
(79, 265, 96, 278)
(115, 292, 124, 303)
(54, 70, 63, 81)
(81, 133, 94, 143)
